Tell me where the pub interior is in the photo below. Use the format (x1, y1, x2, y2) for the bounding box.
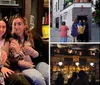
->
(51, 44, 100, 85)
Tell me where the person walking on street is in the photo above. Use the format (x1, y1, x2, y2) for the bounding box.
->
(60, 21, 69, 42)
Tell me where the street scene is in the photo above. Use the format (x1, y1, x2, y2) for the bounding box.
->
(50, 0, 100, 42)
(50, 22, 100, 42)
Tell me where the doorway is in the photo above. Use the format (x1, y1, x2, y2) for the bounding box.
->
(55, 17, 59, 29)
(77, 15, 87, 22)
(77, 15, 89, 42)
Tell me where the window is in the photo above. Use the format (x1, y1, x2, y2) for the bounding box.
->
(58, 0, 59, 10)
(56, 2, 57, 12)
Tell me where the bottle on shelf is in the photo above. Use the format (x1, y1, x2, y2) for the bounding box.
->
(42, 12, 48, 25)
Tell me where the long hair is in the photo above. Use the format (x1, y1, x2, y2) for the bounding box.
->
(11, 15, 34, 47)
(0, 19, 11, 41)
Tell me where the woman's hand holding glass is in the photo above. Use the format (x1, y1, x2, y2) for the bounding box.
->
(23, 45, 39, 58)
(9, 39, 21, 54)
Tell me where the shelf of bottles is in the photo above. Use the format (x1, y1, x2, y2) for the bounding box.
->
(42, 0, 49, 39)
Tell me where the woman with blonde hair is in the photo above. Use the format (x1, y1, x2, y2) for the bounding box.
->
(10, 15, 49, 85)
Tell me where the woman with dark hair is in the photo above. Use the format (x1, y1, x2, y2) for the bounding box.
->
(0, 19, 31, 85)
(60, 21, 69, 42)
(71, 19, 78, 42)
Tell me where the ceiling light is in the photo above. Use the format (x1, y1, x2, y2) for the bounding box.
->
(90, 62, 94, 66)
(58, 62, 63, 66)
(75, 62, 79, 66)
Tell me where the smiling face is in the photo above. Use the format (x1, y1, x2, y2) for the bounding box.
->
(0, 20, 6, 39)
(12, 18, 26, 37)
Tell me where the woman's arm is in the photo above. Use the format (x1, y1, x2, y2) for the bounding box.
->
(2, 41, 9, 55)
(1, 51, 7, 64)
(66, 26, 69, 30)
(23, 45, 39, 58)
(1, 41, 9, 65)
(18, 60, 35, 69)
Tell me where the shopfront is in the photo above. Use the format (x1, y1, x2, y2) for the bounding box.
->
(60, 2, 92, 41)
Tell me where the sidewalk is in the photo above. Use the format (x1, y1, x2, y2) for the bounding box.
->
(50, 22, 100, 42)
(91, 22, 100, 42)
(50, 28, 72, 42)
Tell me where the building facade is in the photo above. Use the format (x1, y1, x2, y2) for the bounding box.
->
(52, 0, 92, 40)
(52, 0, 64, 29)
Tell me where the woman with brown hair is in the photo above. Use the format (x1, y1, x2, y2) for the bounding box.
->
(10, 15, 49, 85)
(0, 19, 31, 85)
(60, 21, 69, 42)
(71, 19, 78, 42)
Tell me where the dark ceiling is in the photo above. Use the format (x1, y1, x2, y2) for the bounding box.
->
(51, 44, 100, 56)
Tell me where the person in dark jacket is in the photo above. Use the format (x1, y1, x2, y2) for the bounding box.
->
(82, 19, 89, 42)
(67, 72, 78, 85)
(72, 70, 89, 85)
(55, 72, 64, 85)
(71, 19, 78, 42)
